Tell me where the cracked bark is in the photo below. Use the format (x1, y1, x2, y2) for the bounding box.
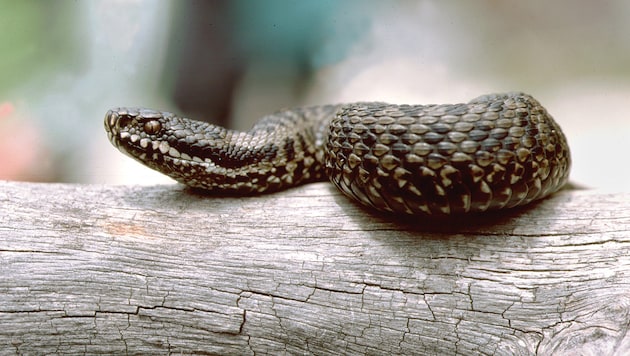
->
(1, 181, 629, 355)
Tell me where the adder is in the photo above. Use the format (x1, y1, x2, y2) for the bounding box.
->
(104, 92, 571, 216)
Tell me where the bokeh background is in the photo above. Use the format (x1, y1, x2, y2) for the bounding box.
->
(1, 0, 629, 192)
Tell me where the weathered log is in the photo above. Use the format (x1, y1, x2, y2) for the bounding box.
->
(1, 181, 629, 355)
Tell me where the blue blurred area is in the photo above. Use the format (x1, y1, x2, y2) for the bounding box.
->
(230, 0, 366, 67)
(168, 0, 372, 126)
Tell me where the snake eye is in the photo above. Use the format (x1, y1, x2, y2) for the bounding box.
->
(144, 120, 162, 135)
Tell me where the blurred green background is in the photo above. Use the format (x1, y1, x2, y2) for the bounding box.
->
(1, 0, 629, 191)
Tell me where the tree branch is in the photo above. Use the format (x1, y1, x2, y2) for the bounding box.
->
(1, 181, 629, 354)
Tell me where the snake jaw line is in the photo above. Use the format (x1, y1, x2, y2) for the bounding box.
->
(104, 93, 571, 216)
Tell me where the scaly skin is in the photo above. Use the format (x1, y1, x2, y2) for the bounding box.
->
(104, 92, 571, 215)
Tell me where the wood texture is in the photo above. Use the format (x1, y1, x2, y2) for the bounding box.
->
(1, 180, 629, 355)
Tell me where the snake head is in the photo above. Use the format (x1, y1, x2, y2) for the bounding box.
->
(104, 107, 308, 193)
(104, 107, 169, 166)
(104, 107, 216, 186)
(104, 106, 225, 188)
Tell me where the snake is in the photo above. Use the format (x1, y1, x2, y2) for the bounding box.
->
(104, 92, 571, 216)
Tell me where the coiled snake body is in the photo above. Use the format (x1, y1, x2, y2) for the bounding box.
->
(105, 92, 570, 216)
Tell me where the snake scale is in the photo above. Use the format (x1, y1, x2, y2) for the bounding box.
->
(105, 92, 571, 216)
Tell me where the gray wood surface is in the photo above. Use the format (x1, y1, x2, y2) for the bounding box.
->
(1, 180, 629, 355)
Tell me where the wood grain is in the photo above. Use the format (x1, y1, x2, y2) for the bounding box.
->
(1, 181, 629, 355)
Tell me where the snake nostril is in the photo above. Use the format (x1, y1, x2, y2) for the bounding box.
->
(116, 114, 135, 130)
